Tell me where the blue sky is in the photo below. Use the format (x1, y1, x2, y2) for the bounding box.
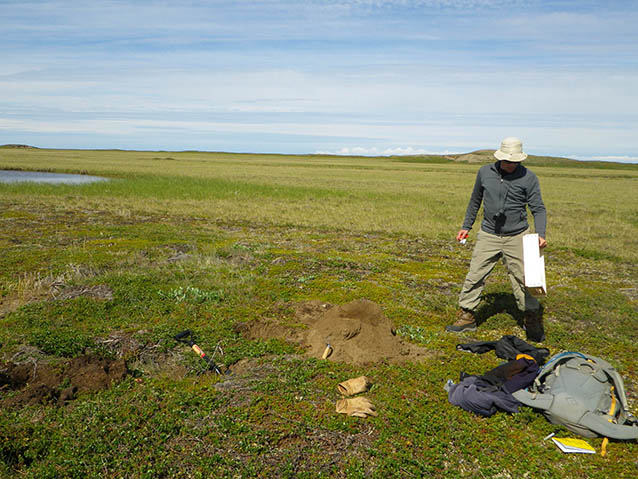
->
(1, 0, 637, 160)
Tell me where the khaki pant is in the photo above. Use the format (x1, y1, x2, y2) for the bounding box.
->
(458, 229, 540, 312)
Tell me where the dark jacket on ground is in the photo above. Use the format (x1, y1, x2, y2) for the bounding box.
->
(457, 335, 550, 365)
(447, 375, 523, 417)
(480, 357, 539, 393)
(447, 356, 540, 416)
(462, 161, 546, 238)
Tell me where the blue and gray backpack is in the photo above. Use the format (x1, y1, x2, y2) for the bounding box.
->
(513, 352, 638, 439)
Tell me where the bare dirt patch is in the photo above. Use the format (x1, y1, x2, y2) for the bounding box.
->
(0, 281, 112, 318)
(619, 287, 638, 302)
(236, 299, 431, 365)
(0, 295, 32, 319)
(0, 354, 127, 408)
(0, 283, 51, 318)
(53, 284, 114, 301)
(96, 331, 190, 378)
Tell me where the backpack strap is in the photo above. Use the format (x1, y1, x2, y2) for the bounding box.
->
(538, 351, 586, 374)
(515, 352, 638, 439)
(529, 351, 586, 391)
(579, 411, 638, 440)
(581, 354, 632, 415)
(602, 365, 630, 413)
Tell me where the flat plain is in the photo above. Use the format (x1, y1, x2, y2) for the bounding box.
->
(1, 147, 637, 478)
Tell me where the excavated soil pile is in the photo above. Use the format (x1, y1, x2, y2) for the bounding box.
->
(237, 299, 430, 365)
(0, 355, 127, 408)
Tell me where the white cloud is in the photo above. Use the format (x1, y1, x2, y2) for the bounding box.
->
(4, 66, 637, 120)
(2, 110, 637, 158)
(315, 146, 460, 156)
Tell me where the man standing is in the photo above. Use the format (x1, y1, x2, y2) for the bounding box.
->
(446, 137, 547, 342)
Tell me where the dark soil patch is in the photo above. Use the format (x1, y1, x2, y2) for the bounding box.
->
(96, 331, 189, 377)
(0, 354, 127, 408)
(236, 299, 432, 365)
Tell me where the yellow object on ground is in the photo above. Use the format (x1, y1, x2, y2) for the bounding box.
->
(336, 397, 378, 418)
(337, 376, 372, 396)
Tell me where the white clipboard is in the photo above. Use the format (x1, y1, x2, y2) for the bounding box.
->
(523, 233, 547, 296)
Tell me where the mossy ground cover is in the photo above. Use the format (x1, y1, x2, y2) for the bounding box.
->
(1, 149, 637, 478)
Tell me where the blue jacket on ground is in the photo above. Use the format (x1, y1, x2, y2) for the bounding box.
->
(447, 357, 539, 417)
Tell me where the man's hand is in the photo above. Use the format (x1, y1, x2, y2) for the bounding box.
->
(456, 229, 469, 242)
(538, 236, 547, 249)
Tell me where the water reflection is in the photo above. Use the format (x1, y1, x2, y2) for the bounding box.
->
(0, 170, 108, 184)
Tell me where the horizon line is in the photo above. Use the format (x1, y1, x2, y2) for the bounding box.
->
(2, 143, 638, 165)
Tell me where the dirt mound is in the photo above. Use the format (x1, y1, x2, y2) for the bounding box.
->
(0, 355, 127, 408)
(237, 299, 430, 365)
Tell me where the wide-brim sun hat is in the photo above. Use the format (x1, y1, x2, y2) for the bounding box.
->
(494, 137, 527, 162)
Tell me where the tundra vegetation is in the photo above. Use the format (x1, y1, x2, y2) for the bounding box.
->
(1, 147, 637, 478)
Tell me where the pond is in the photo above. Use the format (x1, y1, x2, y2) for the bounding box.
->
(0, 170, 109, 184)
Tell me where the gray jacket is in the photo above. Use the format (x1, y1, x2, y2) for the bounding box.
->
(462, 161, 546, 238)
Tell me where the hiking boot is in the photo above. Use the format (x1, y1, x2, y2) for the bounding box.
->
(524, 309, 545, 342)
(445, 309, 477, 333)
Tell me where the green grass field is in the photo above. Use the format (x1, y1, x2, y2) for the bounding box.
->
(1, 147, 637, 478)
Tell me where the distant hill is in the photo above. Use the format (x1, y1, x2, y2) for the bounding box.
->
(391, 149, 577, 166)
(450, 149, 496, 163)
(0, 144, 38, 149)
(1, 144, 634, 169)
(396, 149, 637, 170)
(450, 149, 580, 165)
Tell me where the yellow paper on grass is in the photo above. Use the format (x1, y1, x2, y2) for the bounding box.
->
(552, 437, 596, 454)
